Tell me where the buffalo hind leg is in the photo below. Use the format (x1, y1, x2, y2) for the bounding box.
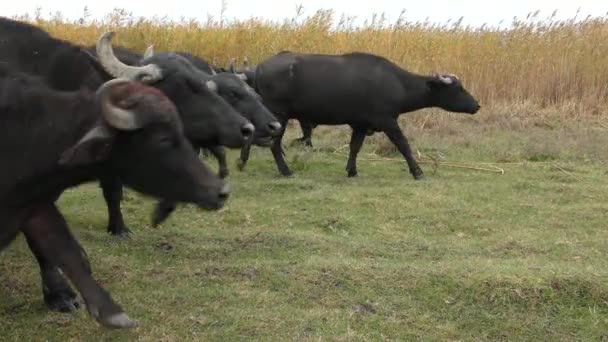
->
(23, 203, 136, 329)
(208, 146, 229, 179)
(100, 175, 131, 238)
(294, 120, 314, 147)
(270, 117, 293, 176)
(382, 120, 424, 180)
(345, 127, 368, 177)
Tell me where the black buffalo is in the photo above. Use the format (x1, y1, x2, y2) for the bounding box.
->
(237, 51, 481, 178)
(0, 17, 253, 236)
(0, 65, 229, 329)
(81, 45, 283, 230)
(145, 47, 283, 177)
(235, 57, 315, 147)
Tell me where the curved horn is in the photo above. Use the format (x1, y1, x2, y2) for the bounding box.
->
(96, 78, 142, 130)
(96, 32, 163, 83)
(143, 44, 155, 59)
(437, 74, 454, 85)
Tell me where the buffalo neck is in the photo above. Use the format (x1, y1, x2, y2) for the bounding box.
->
(395, 68, 434, 113)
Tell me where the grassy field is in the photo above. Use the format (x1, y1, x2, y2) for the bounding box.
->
(1, 117, 608, 340)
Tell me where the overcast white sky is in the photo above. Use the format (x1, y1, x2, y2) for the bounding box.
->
(2, 0, 607, 28)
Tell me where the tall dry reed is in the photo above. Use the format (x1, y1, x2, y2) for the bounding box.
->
(9, 7, 608, 118)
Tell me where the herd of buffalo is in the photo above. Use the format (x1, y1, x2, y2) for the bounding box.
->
(0, 16, 481, 329)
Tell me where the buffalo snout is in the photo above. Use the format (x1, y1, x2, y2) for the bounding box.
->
(241, 122, 255, 142)
(469, 103, 481, 114)
(268, 121, 282, 135)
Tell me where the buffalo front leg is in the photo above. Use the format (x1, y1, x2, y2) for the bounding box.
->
(382, 120, 424, 180)
(270, 117, 293, 176)
(345, 127, 367, 177)
(22, 203, 136, 329)
(151, 199, 177, 227)
(24, 233, 80, 313)
(237, 143, 252, 171)
(208, 146, 229, 179)
(99, 175, 131, 237)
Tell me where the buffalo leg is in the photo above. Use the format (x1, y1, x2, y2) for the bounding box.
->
(151, 199, 177, 227)
(0, 209, 24, 253)
(22, 203, 136, 329)
(382, 120, 424, 180)
(100, 175, 131, 237)
(237, 143, 252, 171)
(25, 233, 80, 313)
(208, 146, 229, 179)
(270, 117, 293, 176)
(294, 120, 314, 147)
(345, 127, 367, 177)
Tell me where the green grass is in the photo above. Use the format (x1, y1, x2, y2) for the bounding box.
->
(1, 119, 608, 341)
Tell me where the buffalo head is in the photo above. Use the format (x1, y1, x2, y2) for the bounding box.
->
(427, 74, 481, 114)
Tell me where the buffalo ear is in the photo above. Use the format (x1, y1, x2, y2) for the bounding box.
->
(59, 125, 115, 167)
(143, 44, 155, 59)
(242, 56, 251, 71)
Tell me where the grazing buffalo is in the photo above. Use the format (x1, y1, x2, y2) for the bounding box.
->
(0, 17, 254, 237)
(237, 51, 481, 179)
(0, 65, 229, 329)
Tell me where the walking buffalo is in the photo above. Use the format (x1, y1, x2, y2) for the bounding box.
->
(82, 45, 283, 229)
(0, 17, 253, 236)
(236, 51, 481, 179)
(0, 65, 229, 329)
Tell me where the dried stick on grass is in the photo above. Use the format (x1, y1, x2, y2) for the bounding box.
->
(551, 163, 583, 182)
(332, 149, 505, 174)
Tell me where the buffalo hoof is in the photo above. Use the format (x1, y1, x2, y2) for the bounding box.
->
(151, 202, 177, 227)
(346, 168, 358, 177)
(219, 169, 229, 179)
(87, 300, 137, 329)
(110, 230, 132, 240)
(45, 290, 80, 313)
(294, 138, 313, 148)
(96, 312, 137, 329)
(104, 313, 137, 329)
(236, 159, 247, 171)
(280, 170, 293, 177)
(108, 224, 132, 239)
(414, 173, 426, 180)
